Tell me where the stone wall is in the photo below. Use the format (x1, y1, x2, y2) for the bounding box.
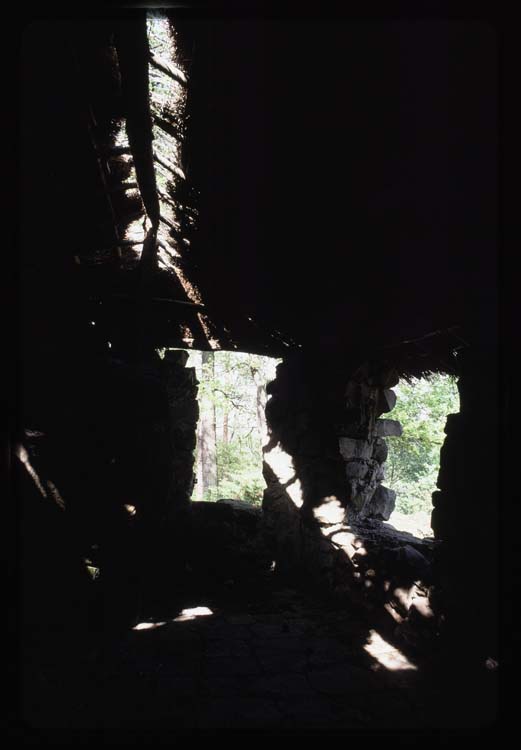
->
(339, 363, 402, 522)
(263, 356, 403, 529)
(162, 349, 199, 513)
(264, 356, 348, 519)
(429, 345, 499, 668)
(188, 499, 271, 582)
(261, 356, 436, 647)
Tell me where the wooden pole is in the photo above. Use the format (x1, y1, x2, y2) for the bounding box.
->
(153, 114, 184, 142)
(102, 182, 138, 194)
(154, 153, 185, 180)
(149, 51, 187, 86)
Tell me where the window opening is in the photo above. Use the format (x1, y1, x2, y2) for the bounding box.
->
(383, 372, 459, 537)
(186, 350, 281, 505)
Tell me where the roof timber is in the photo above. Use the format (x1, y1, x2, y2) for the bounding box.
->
(153, 114, 184, 142)
(149, 51, 187, 86)
(154, 152, 185, 180)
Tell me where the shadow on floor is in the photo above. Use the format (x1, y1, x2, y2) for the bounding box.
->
(18, 563, 498, 735)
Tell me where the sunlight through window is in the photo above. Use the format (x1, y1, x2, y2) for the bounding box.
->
(185, 350, 281, 504)
(383, 373, 460, 538)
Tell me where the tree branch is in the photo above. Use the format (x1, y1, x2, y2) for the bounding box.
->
(212, 388, 245, 410)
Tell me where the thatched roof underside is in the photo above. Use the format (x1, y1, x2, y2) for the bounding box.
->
(19, 12, 498, 374)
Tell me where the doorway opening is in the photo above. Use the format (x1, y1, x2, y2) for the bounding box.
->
(382, 373, 459, 538)
(187, 351, 281, 504)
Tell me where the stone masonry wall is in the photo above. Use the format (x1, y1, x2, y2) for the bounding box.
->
(262, 356, 405, 564)
(162, 349, 199, 513)
(136, 348, 200, 607)
(261, 356, 436, 647)
(429, 345, 499, 669)
(338, 363, 402, 522)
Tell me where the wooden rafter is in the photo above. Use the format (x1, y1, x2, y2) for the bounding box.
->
(96, 145, 133, 158)
(158, 188, 177, 210)
(111, 292, 204, 310)
(159, 213, 182, 236)
(102, 182, 138, 195)
(149, 51, 187, 86)
(154, 153, 185, 180)
(153, 113, 184, 142)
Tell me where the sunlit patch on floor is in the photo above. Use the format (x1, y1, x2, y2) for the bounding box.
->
(132, 621, 167, 631)
(364, 629, 418, 671)
(172, 606, 213, 622)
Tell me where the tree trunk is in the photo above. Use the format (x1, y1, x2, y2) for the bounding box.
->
(250, 358, 268, 448)
(200, 350, 217, 497)
(193, 352, 202, 500)
(222, 354, 229, 446)
(223, 410, 229, 446)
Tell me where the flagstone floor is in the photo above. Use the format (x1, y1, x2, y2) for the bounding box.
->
(24, 570, 487, 734)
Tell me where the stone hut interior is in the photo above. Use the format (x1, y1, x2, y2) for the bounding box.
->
(13, 6, 502, 737)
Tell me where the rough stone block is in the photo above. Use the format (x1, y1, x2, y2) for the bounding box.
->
(368, 367, 400, 389)
(164, 349, 189, 367)
(430, 507, 442, 538)
(337, 421, 371, 440)
(372, 437, 388, 464)
(217, 498, 262, 516)
(377, 388, 397, 415)
(344, 379, 376, 409)
(431, 490, 443, 508)
(347, 480, 378, 515)
(375, 419, 402, 438)
(338, 437, 373, 460)
(395, 544, 431, 578)
(443, 412, 462, 435)
(362, 485, 396, 521)
(345, 460, 369, 479)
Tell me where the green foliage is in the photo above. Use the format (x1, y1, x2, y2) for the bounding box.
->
(184, 350, 458, 515)
(188, 350, 280, 505)
(385, 373, 459, 514)
(211, 440, 265, 505)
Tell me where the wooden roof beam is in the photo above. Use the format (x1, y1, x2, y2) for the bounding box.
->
(149, 51, 187, 86)
(154, 153, 185, 180)
(153, 114, 184, 142)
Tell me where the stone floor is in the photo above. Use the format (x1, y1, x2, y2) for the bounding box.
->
(24, 576, 496, 738)
(20, 566, 499, 735)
